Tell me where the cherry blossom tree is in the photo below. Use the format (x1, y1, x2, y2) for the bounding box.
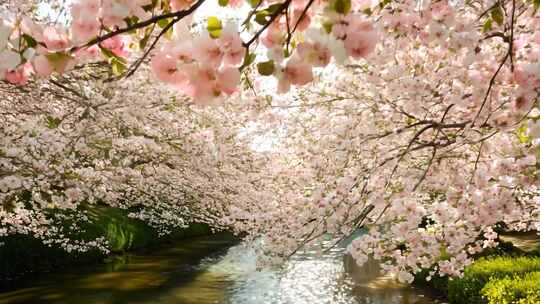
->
(1, 0, 539, 283)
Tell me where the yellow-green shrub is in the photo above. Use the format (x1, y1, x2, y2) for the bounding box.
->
(481, 272, 540, 304)
(447, 257, 540, 304)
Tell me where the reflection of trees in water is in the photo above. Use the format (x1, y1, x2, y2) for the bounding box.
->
(0, 234, 445, 304)
(0, 234, 235, 304)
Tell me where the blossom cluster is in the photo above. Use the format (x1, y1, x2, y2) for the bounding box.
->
(223, 0, 540, 282)
(1, 0, 379, 103)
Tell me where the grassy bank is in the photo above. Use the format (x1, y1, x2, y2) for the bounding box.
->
(0, 205, 213, 282)
(414, 232, 540, 304)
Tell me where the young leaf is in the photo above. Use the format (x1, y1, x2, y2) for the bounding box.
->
(111, 58, 127, 76)
(516, 123, 531, 144)
(255, 11, 270, 25)
(332, 0, 351, 14)
(378, 0, 391, 9)
(257, 60, 275, 76)
(157, 18, 172, 28)
(240, 52, 256, 71)
(266, 3, 283, 14)
(483, 18, 493, 32)
(322, 21, 333, 34)
(139, 33, 151, 50)
(207, 16, 223, 39)
(248, 0, 261, 7)
(46, 116, 62, 129)
(490, 5, 504, 26)
(22, 34, 37, 48)
(45, 52, 73, 72)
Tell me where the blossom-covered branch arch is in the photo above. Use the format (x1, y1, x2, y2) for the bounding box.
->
(1, 0, 539, 284)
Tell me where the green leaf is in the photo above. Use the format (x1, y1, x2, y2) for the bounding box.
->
(322, 21, 333, 34)
(165, 26, 174, 40)
(99, 46, 127, 63)
(218, 0, 229, 6)
(99, 45, 115, 59)
(111, 57, 127, 76)
(157, 18, 172, 29)
(254, 3, 283, 25)
(99, 45, 127, 75)
(139, 34, 150, 49)
(255, 11, 269, 25)
(266, 3, 283, 14)
(45, 52, 73, 72)
(239, 52, 256, 71)
(490, 5, 504, 26)
(46, 116, 61, 129)
(483, 18, 493, 33)
(248, 0, 261, 7)
(516, 123, 531, 144)
(124, 16, 139, 28)
(207, 16, 223, 39)
(257, 60, 275, 76)
(160, 0, 171, 11)
(332, 0, 351, 14)
(405, 116, 417, 125)
(378, 0, 391, 9)
(22, 34, 37, 48)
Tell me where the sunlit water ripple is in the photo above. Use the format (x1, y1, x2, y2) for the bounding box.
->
(0, 235, 445, 304)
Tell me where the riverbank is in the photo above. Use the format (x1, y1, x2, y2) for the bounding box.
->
(0, 205, 221, 287)
(414, 231, 540, 304)
(0, 233, 237, 304)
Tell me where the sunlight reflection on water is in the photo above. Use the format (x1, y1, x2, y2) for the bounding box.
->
(200, 241, 444, 304)
(0, 235, 445, 304)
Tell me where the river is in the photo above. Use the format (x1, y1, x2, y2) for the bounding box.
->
(0, 233, 447, 304)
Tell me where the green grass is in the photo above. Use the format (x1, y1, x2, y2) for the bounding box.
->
(81, 206, 161, 252)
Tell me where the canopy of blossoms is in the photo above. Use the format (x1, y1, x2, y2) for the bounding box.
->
(1, 0, 539, 282)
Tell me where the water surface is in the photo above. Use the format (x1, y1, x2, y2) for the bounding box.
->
(0, 234, 446, 304)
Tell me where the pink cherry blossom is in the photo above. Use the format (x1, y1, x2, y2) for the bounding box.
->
(193, 34, 223, 68)
(228, 0, 243, 8)
(291, 8, 311, 32)
(101, 35, 131, 57)
(344, 25, 377, 59)
(71, 0, 100, 19)
(278, 58, 313, 92)
(1, 0, 539, 283)
(32, 54, 54, 77)
(216, 67, 240, 95)
(101, 0, 130, 27)
(261, 23, 286, 49)
(514, 63, 540, 89)
(170, 0, 195, 11)
(20, 16, 44, 42)
(74, 45, 100, 60)
(5, 62, 32, 85)
(43, 26, 71, 51)
(297, 41, 331, 67)
(151, 51, 188, 85)
(71, 19, 100, 43)
(218, 24, 246, 67)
